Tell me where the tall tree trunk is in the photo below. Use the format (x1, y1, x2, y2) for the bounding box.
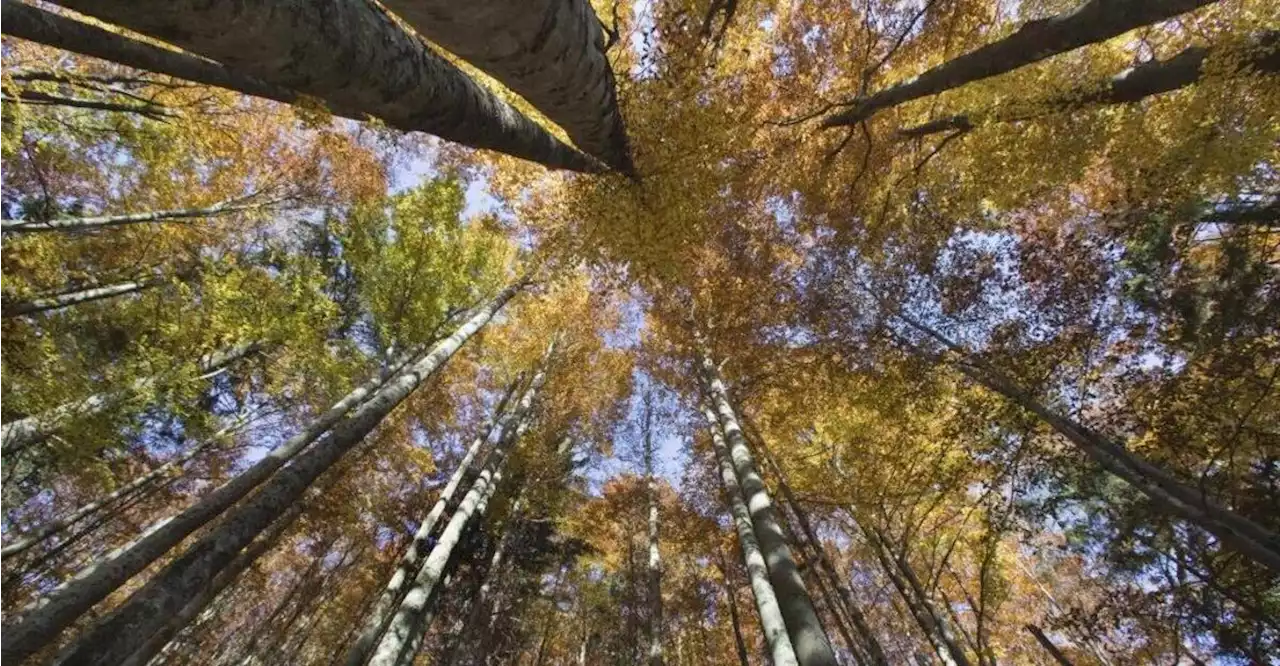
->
(642, 395, 665, 666)
(895, 314, 1280, 574)
(1, 413, 251, 560)
(715, 549, 753, 666)
(855, 517, 973, 666)
(747, 425, 888, 666)
(9, 283, 525, 666)
(3, 277, 157, 318)
(48, 0, 600, 172)
(897, 31, 1280, 138)
(366, 347, 551, 666)
(1025, 625, 1075, 666)
(1, 196, 274, 233)
(1, 340, 261, 454)
(702, 404, 799, 666)
(698, 344, 839, 666)
(343, 376, 523, 666)
(117, 504, 304, 666)
(823, 0, 1218, 127)
(380, 0, 634, 173)
(224, 535, 335, 666)
(2, 0, 296, 104)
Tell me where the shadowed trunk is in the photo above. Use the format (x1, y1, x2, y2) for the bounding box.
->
(898, 31, 1280, 138)
(47, 0, 599, 172)
(1, 197, 274, 233)
(381, 0, 634, 173)
(699, 343, 839, 666)
(703, 404, 799, 666)
(1026, 624, 1076, 666)
(0, 341, 261, 455)
(824, 0, 1219, 127)
(1, 0, 296, 104)
(3, 278, 157, 318)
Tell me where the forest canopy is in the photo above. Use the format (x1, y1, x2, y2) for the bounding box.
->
(1, 0, 1277, 665)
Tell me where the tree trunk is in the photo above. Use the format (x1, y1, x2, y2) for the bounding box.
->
(1, 197, 273, 233)
(897, 31, 1280, 138)
(748, 427, 888, 666)
(8, 283, 524, 666)
(3, 88, 178, 120)
(642, 396, 665, 666)
(716, 549, 753, 666)
(823, 0, 1218, 127)
(48, 0, 600, 172)
(702, 404, 799, 666)
(1, 414, 250, 560)
(3, 277, 156, 318)
(366, 346, 550, 666)
(380, 0, 634, 174)
(2, 0, 296, 104)
(1025, 625, 1075, 666)
(343, 376, 523, 666)
(896, 314, 1280, 574)
(117, 504, 303, 666)
(699, 344, 839, 666)
(1, 340, 261, 455)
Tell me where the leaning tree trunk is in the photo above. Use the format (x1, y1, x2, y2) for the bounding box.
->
(2, 0, 295, 104)
(897, 30, 1280, 138)
(380, 0, 634, 173)
(716, 548, 754, 666)
(1, 196, 273, 234)
(698, 345, 839, 666)
(343, 375, 524, 666)
(895, 314, 1280, 574)
(0, 340, 261, 455)
(3, 277, 157, 318)
(366, 347, 551, 666)
(823, 0, 1218, 127)
(47, 0, 599, 172)
(116, 504, 304, 666)
(7, 283, 525, 666)
(702, 405, 799, 666)
(1026, 624, 1076, 666)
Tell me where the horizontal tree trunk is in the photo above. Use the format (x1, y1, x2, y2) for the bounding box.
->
(824, 0, 1218, 127)
(3, 88, 177, 120)
(37, 284, 522, 666)
(1, 0, 296, 104)
(897, 31, 1280, 138)
(0, 341, 261, 455)
(381, 0, 634, 173)
(3, 278, 156, 318)
(1, 197, 272, 233)
(48, 0, 599, 172)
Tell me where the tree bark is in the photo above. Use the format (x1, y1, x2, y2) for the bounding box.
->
(702, 404, 799, 666)
(6, 283, 524, 666)
(3, 88, 178, 120)
(896, 314, 1280, 574)
(48, 0, 600, 172)
(380, 0, 634, 173)
(699, 344, 839, 666)
(823, 0, 1219, 127)
(2, 0, 296, 104)
(642, 396, 665, 666)
(3, 277, 156, 318)
(343, 375, 524, 666)
(1, 197, 273, 233)
(367, 345, 551, 666)
(1025, 625, 1075, 666)
(0, 340, 261, 454)
(897, 31, 1280, 138)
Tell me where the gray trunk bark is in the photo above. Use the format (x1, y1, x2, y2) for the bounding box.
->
(3, 278, 155, 318)
(380, 0, 634, 173)
(1025, 625, 1075, 666)
(898, 30, 1280, 138)
(366, 349, 550, 666)
(48, 0, 599, 172)
(343, 376, 524, 666)
(5, 283, 523, 665)
(642, 398, 665, 666)
(1, 341, 261, 455)
(2, 0, 296, 104)
(1, 197, 272, 234)
(897, 314, 1280, 574)
(824, 0, 1218, 127)
(702, 404, 799, 666)
(699, 345, 838, 666)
